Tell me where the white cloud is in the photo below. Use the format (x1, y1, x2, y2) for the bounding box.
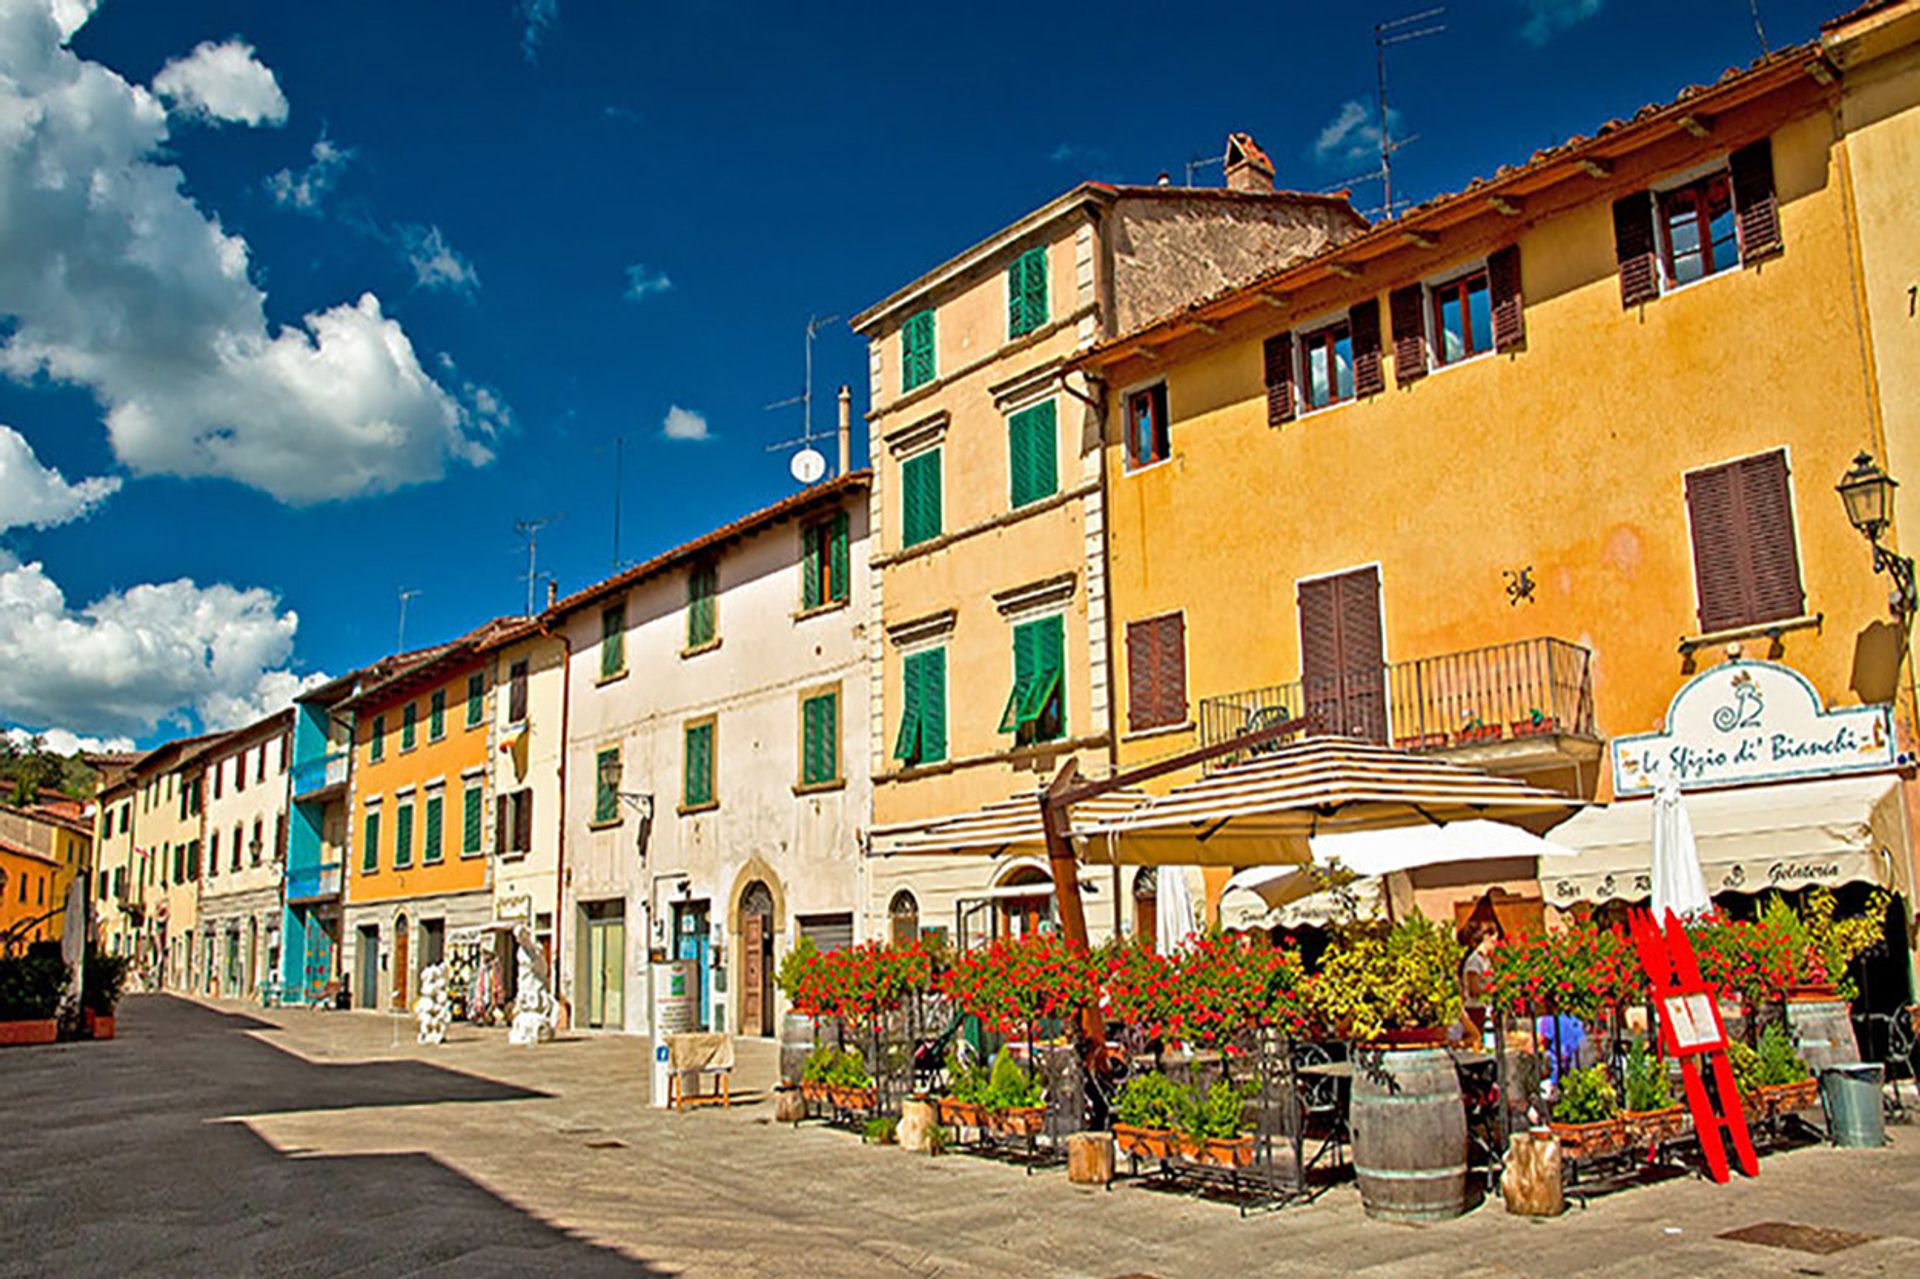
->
(152, 38, 288, 128)
(1517, 0, 1603, 46)
(266, 135, 353, 212)
(399, 224, 481, 296)
(0, 4, 494, 503)
(662, 405, 710, 442)
(624, 264, 672, 300)
(5, 725, 135, 756)
(0, 427, 119, 532)
(1313, 100, 1383, 166)
(0, 551, 325, 737)
(519, 0, 559, 64)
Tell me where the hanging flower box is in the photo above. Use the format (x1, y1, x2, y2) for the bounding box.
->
(988, 1105, 1047, 1138)
(1548, 1117, 1627, 1160)
(1395, 733, 1450, 751)
(800, 1080, 831, 1104)
(1758, 1079, 1819, 1115)
(1112, 1123, 1176, 1161)
(1509, 717, 1560, 739)
(0, 1019, 57, 1048)
(1178, 1132, 1256, 1169)
(1457, 724, 1505, 745)
(832, 1085, 877, 1113)
(1623, 1106, 1690, 1146)
(937, 1096, 985, 1130)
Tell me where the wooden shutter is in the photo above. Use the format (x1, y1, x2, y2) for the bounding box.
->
(1298, 568, 1385, 742)
(892, 653, 922, 762)
(829, 511, 849, 603)
(1730, 139, 1783, 264)
(424, 795, 443, 861)
(1007, 256, 1027, 336)
(1157, 615, 1187, 728)
(515, 789, 533, 854)
(1390, 286, 1428, 386)
(1126, 621, 1156, 733)
(918, 650, 947, 762)
(463, 786, 482, 854)
(1739, 452, 1803, 621)
(1687, 462, 1750, 633)
(509, 662, 528, 723)
(1348, 299, 1384, 398)
(496, 795, 509, 856)
(1688, 451, 1803, 632)
(902, 451, 941, 546)
(1612, 193, 1659, 306)
(801, 525, 823, 609)
(1263, 334, 1295, 426)
(1488, 244, 1526, 351)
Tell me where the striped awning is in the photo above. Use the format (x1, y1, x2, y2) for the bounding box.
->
(1073, 737, 1582, 867)
(877, 786, 1153, 858)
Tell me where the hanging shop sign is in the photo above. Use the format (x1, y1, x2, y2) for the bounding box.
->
(1613, 660, 1898, 797)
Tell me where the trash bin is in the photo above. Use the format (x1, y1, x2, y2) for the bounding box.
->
(1819, 1062, 1885, 1148)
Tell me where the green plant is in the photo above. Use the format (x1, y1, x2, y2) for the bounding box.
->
(776, 936, 817, 1004)
(1113, 1071, 1184, 1130)
(1622, 1043, 1675, 1112)
(1182, 1079, 1250, 1141)
(81, 950, 128, 1017)
(1309, 913, 1464, 1042)
(0, 948, 67, 1021)
(980, 1048, 1043, 1112)
(1762, 888, 1889, 1002)
(862, 1115, 898, 1145)
(927, 1123, 951, 1156)
(830, 1047, 873, 1089)
(1553, 1064, 1619, 1126)
(1756, 1022, 1811, 1086)
(801, 1044, 837, 1085)
(1728, 1040, 1763, 1096)
(944, 1048, 989, 1105)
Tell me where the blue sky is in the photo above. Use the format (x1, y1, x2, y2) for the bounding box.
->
(0, 0, 1848, 749)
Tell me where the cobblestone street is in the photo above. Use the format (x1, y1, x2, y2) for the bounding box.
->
(1, 995, 1916, 1277)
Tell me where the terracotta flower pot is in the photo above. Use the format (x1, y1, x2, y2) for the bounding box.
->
(1457, 725, 1505, 744)
(1362, 1026, 1450, 1050)
(83, 1009, 115, 1041)
(0, 1019, 58, 1047)
(834, 1085, 877, 1113)
(1178, 1133, 1256, 1168)
(989, 1105, 1046, 1138)
(800, 1080, 830, 1103)
(1395, 733, 1449, 751)
(1759, 1079, 1819, 1114)
(1548, 1117, 1626, 1160)
(1509, 718, 1560, 739)
(1112, 1123, 1175, 1160)
(1784, 984, 1839, 1002)
(937, 1097, 984, 1130)
(1623, 1106, 1689, 1145)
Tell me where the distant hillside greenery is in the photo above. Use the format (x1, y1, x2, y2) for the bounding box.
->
(0, 738, 99, 805)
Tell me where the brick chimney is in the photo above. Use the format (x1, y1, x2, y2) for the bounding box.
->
(1223, 132, 1275, 194)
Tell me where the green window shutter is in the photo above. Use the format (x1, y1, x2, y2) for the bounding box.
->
(802, 692, 837, 786)
(901, 450, 942, 547)
(370, 715, 384, 762)
(430, 690, 446, 740)
(1004, 615, 1067, 740)
(394, 804, 411, 867)
(601, 604, 625, 677)
(901, 309, 936, 391)
(687, 564, 717, 648)
(1008, 399, 1058, 508)
(1008, 247, 1048, 338)
(683, 724, 714, 808)
(829, 511, 850, 603)
(465, 673, 484, 727)
(424, 795, 444, 863)
(402, 703, 416, 750)
(463, 784, 483, 854)
(595, 748, 619, 823)
(891, 653, 923, 763)
(917, 649, 947, 763)
(802, 525, 824, 609)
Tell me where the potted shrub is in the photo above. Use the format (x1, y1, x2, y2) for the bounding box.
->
(0, 947, 67, 1047)
(1509, 709, 1560, 739)
(82, 950, 129, 1041)
(829, 1047, 877, 1113)
(1456, 716, 1503, 745)
(981, 1048, 1046, 1138)
(1621, 1042, 1688, 1145)
(799, 1044, 837, 1104)
(1177, 1079, 1254, 1169)
(1310, 914, 1463, 1046)
(937, 1049, 989, 1131)
(1549, 1064, 1626, 1159)
(1753, 1023, 1818, 1115)
(1111, 1071, 1182, 1161)
(1727, 1039, 1764, 1110)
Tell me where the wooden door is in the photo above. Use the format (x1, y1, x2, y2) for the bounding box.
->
(1299, 567, 1387, 743)
(741, 913, 767, 1037)
(392, 917, 410, 1011)
(357, 925, 378, 1009)
(602, 917, 625, 1029)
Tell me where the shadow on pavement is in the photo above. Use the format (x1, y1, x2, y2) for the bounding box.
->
(0, 995, 664, 1276)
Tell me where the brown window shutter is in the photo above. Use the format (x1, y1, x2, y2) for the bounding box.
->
(1730, 139, 1784, 264)
(1158, 615, 1187, 726)
(1389, 286, 1427, 386)
(1737, 451, 1804, 621)
(1612, 193, 1659, 306)
(1349, 299, 1384, 397)
(1263, 334, 1295, 426)
(1126, 621, 1155, 733)
(496, 794, 510, 855)
(515, 789, 534, 853)
(1686, 462, 1755, 633)
(1488, 244, 1526, 351)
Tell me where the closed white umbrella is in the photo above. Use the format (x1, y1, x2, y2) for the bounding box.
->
(1155, 865, 1197, 955)
(60, 875, 87, 1013)
(1651, 777, 1713, 922)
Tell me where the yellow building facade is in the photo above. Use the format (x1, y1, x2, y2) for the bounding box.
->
(1076, 35, 1919, 978)
(0, 801, 92, 947)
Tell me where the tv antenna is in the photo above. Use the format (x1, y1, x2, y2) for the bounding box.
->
(514, 516, 557, 615)
(765, 313, 838, 484)
(396, 588, 421, 654)
(1372, 8, 1445, 218)
(1184, 150, 1226, 187)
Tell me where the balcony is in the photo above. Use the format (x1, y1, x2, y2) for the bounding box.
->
(291, 750, 349, 800)
(1198, 636, 1600, 776)
(286, 862, 343, 904)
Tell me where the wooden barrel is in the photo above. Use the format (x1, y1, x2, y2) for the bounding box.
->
(1784, 998, 1858, 1073)
(778, 1012, 815, 1086)
(1349, 1046, 1469, 1222)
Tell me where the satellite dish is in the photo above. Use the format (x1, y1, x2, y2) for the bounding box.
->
(789, 447, 827, 484)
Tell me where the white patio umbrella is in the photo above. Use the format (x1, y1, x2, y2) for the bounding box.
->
(1651, 777, 1713, 922)
(60, 875, 87, 1012)
(1155, 864, 1197, 955)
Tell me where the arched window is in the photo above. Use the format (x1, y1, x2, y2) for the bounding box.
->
(995, 866, 1053, 939)
(889, 890, 920, 946)
(1132, 867, 1158, 942)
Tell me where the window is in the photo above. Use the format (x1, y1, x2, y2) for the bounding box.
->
(465, 672, 485, 727)
(401, 702, 417, 751)
(594, 747, 621, 824)
(999, 615, 1066, 745)
(1007, 399, 1058, 508)
(429, 689, 446, 741)
(235, 749, 246, 793)
(800, 690, 839, 787)
(1126, 614, 1188, 732)
(508, 660, 528, 724)
(1684, 449, 1804, 633)
(1659, 173, 1738, 287)
(601, 603, 626, 678)
(212, 759, 222, 800)
(394, 800, 414, 869)
(260, 742, 270, 782)
(370, 714, 385, 762)
(682, 720, 716, 809)
(362, 809, 380, 874)
(1300, 320, 1355, 410)
(687, 563, 718, 650)
(209, 830, 220, 879)
(889, 890, 920, 946)
(1126, 385, 1170, 469)
(1007, 246, 1048, 338)
(251, 817, 263, 867)
(232, 822, 243, 871)
(900, 449, 943, 547)
(901, 308, 936, 392)
(1431, 269, 1492, 366)
(462, 781, 484, 855)
(497, 788, 533, 855)
(892, 647, 948, 767)
(423, 791, 444, 864)
(801, 512, 851, 610)
(275, 813, 286, 861)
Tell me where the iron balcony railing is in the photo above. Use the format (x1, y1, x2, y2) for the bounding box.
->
(1198, 636, 1597, 771)
(285, 862, 343, 903)
(291, 750, 348, 798)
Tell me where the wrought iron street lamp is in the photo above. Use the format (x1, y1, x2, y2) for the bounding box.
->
(1837, 452, 1916, 619)
(596, 750, 654, 860)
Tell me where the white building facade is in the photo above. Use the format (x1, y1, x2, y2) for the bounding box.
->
(196, 711, 293, 1001)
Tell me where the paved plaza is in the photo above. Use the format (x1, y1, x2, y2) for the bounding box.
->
(3, 995, 1919, 1277)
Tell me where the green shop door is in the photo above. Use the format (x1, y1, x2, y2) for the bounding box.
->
(580, 900, 625, 1029)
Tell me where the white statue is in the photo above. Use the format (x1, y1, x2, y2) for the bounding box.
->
(507, 930, 555, 1046)
(416, 963, 451, 1045)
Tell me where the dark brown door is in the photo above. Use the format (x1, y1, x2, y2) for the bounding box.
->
(392, 916, 410, 1011)
(741, 912, 767, 1037)
(1299, 567, 1387, 743)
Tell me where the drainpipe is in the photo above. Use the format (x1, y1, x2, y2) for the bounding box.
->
(537, 614, 573, 1029)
